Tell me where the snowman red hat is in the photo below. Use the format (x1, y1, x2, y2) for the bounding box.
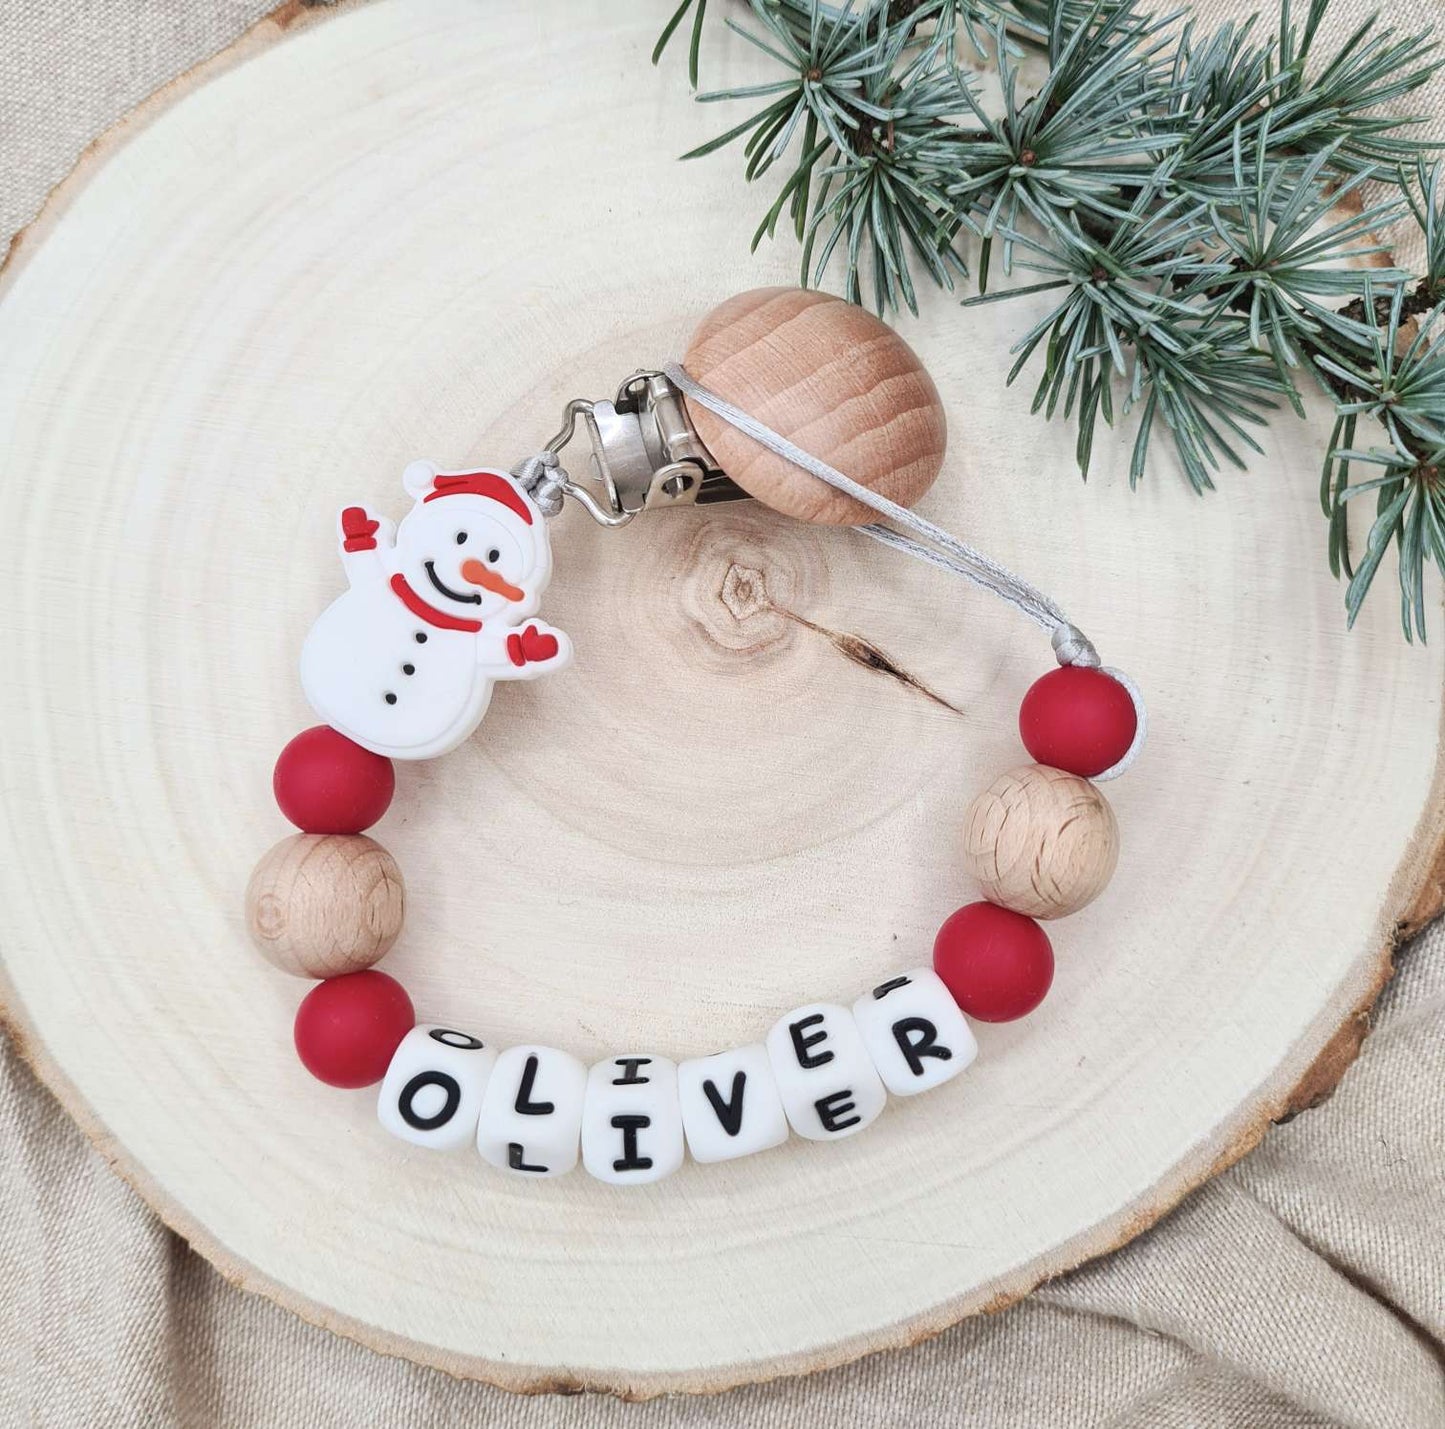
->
(395, 459, 549, 591)
(401, 458, 534, 525)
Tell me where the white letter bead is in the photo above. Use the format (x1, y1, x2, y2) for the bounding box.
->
(581, 1055, 684, 1186)
(765, 1004, 886, 1142)
(377, 1025, 497, 1151)
(677, 1044, 789, 1164)
(852, 968, 978, 1097)
(476, 1045, 587, 1178)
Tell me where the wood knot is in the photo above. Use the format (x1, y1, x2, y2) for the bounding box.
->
(664, 512, 827, 656)
(720, 562, 772, 623)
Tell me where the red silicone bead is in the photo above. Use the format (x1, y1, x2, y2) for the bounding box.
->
(1019, 666, 1137, 778)
(932, 901, 1054, 1022)
(293, 970, 415, 1088)
(274, 725, 395, 834)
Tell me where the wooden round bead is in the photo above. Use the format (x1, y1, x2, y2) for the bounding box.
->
(245, 833, 405, 978)
(681, 287, 947, 524)
(962, 763, 1120, 920)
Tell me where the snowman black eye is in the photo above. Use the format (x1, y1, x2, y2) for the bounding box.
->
(487, 547, 501, 563)
(455, 531, 468, 545)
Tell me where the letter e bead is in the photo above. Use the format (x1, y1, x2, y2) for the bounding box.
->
(476, 1044, 587, 1178)
(765, 1004, 886, 1141)
(852, 968, 977, 1096)
(377, 1025, 497, 1151)
(581, 1055, 684, 1186)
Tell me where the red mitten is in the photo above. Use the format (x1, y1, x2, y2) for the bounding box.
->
(507, 626, 560, 667)
(521, 625, 560, 663)
(341, 506, 380, 553)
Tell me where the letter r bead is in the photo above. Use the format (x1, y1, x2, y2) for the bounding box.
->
(852, 968, 978, 1097)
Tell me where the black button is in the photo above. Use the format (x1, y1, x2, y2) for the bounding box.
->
(414, 632, 427, 643)
(384, 692, 397, 705)
(402, 664, 415, 676)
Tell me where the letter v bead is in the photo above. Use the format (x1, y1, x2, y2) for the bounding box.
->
(677, 1044, 789, 1164)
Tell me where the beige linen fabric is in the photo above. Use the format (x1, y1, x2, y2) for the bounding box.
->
(2, 2, 1443, 1425)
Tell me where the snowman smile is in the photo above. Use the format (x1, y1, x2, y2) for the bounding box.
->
(423, 561, 483, 606)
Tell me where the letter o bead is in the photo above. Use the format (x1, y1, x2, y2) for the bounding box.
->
(852, 969, 978, 1096)
(377, 1025, 498, 1151)
(581, 1055, 684, 1186)
(765, 1004, 886, 1141)
(476, 1045, 587, 1178)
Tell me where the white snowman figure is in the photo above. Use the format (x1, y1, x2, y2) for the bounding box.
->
(300, 459, 571, 760)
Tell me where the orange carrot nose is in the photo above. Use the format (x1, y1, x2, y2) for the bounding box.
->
(460, 558, 525, 602)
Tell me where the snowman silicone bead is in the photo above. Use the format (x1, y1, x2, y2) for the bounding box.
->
(300, 460, 572, 760)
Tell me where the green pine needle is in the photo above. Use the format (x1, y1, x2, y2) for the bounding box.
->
(654, 0, 1445, 640)
(653, 0, 709, 87)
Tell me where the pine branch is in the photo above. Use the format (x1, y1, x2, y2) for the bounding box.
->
(655, 0, 1445, 640)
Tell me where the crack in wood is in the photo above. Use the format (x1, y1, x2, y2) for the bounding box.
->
(720, 561, 964, 717)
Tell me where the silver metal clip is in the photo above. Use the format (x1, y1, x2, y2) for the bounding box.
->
(535, 372, 745, 526)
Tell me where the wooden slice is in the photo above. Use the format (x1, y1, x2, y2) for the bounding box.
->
(0, 0, 1441, 1399)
